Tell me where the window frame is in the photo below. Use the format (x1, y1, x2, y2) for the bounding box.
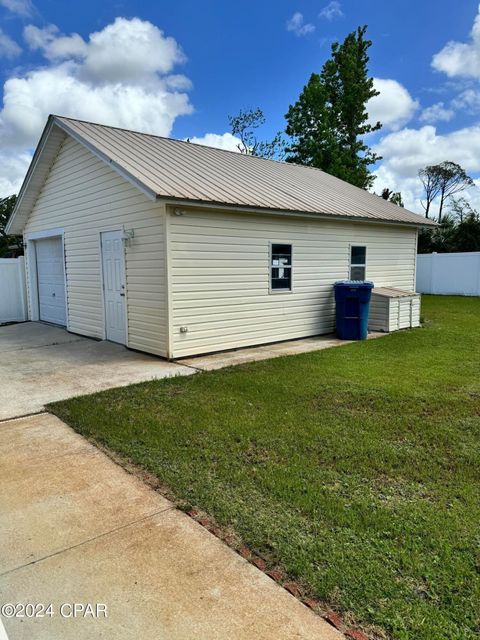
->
(349, 244, 367, 281)
(269, 242, 293, 294)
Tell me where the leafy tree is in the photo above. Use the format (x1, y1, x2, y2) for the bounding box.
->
(450, 214, 480, 252)
(418, 201, 480, 254)
(417, 215, 456, 254)
(417, 228, 433, 254)
(448, 196, 477, 223)
(381, 187, 404, 207)
(418, 162, 473, 222)
(389, 192, 404, 207)
(284, 25, 381, 189)
(447, 202, 480, 252)
(0, 195, 22, 257)
(228, 108, 284, 160)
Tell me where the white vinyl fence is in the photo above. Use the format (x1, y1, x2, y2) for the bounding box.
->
(0, 257, 28, 323)
(416, 252, 480, 296)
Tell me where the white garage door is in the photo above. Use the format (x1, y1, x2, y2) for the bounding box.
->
(35, 237, 67, 326)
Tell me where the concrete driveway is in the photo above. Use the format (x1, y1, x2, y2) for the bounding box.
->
(1, 322, 384, 421)
(0, 322, 361, 639)
(0, 413, 342, 640)
(0, 322, 193, 420)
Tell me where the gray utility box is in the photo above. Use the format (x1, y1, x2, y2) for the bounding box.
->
(368, 287, 421, 333)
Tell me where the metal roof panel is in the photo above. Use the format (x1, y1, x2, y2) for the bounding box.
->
(7, 114, 437, 234)
(55, 116, 436, 227)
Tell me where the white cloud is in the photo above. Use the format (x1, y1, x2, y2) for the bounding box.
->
(451, 88, 480, 113)
(24, 18, 186, 83)
(373, 125, 480, 212)
(0, 0, 33, 16)
(186, 132, 242, 152)
(24, 24, 87, 61)
(464, 179, 480, 212)
(376, 125, 480, 177)
(319, 1, 343, 21)
(1, 64, 193, 148)
(419, 102, 455, 123)
(0, 151, 30, 195)
(367, 78, 419, 131)
(0, 17, 194, 197)
(286, 12, 315, 37)
(432, 8, 480, 78)
(0, 28, 21, 58)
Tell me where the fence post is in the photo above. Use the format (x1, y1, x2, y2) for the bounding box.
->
(431, 252, 437, 294)
(17, 256, 28, 321)
(477, 254, 480, 297)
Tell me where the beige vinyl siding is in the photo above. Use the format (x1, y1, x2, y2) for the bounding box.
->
(396, 297, 421, 329)
(411, 297, 421, 326)
(397, 301, 411, 329)
(368, 296, 390, 332)
(169, 208, 418, 357)
(24, 136, 167, 356)
(369, 293, 421, 332)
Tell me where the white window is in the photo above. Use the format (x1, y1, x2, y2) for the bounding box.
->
(350, 246, 366, 280)
(271, 244, 292, 291)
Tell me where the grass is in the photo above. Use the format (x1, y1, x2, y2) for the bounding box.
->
(49, 296, 480, 640)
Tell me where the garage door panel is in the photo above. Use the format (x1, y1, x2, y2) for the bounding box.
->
(35, 237, 67, 326)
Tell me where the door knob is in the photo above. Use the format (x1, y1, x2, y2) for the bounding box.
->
(120, 293, 125, 297)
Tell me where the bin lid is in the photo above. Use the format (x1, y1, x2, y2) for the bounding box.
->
(372, 287, 418, 298)
(334, 280, 374, 289)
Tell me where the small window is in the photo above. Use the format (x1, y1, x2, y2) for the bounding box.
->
(350, 245, 366, 280)
(271, 243, 292, 291)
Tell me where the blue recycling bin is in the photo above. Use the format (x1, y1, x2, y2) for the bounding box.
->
(334, 280, 374, 340)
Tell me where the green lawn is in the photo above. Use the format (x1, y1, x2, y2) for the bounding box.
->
(49, 296, 480, 640)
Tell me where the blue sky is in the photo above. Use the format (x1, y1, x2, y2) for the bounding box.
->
(1, 0, 480, 214)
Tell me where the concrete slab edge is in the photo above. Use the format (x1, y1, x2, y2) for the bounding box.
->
(0, 506, 174, 580)
(0, 411, 48, 425)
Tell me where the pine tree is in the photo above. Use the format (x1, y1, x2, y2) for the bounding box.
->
(285, 26, 381, 189)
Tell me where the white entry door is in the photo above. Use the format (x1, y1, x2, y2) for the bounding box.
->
(101, 230, 126, 344)
(35, 236, 67, 326)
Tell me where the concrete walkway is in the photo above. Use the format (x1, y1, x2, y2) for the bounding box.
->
(0, 413, 342, 640)
(0, 322, 193, 420)
(178, 333, 384, 371)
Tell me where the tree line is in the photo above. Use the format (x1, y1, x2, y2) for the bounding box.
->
(1, 25, 478, 256)
(228, 26, 479, 255)
(417, 163, 479, 253)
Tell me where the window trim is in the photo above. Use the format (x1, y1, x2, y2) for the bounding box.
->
(349, 244, 367, 281)
(269, 241, 293, 294)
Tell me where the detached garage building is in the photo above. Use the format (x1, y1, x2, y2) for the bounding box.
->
(7, 115, 435, 359)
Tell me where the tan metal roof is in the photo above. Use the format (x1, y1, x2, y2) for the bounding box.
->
(7, 114, 436, 234)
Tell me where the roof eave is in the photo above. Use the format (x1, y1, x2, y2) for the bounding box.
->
(160, 196, 436, 228)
